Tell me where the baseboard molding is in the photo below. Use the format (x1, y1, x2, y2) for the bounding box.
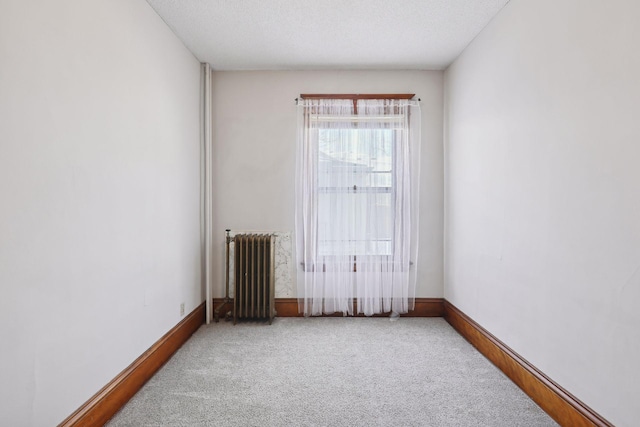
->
(58, 302, 206, 427)
(213, 297, 444, 318)
(443, 301, 613, 427)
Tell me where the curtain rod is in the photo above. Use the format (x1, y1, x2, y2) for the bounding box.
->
(295, 94, 420, 102)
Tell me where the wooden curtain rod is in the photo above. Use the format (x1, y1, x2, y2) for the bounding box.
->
(299, 94, 415, 100)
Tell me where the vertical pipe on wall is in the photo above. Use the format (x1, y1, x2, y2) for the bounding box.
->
(203, 63, 213, 324)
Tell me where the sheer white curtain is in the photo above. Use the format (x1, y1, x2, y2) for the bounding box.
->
(295, 98, 421, 316)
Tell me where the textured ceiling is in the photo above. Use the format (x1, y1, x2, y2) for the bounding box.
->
(146, 0, 510, 70)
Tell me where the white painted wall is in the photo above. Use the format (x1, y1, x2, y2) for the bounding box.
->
(0, 0, 202, 425)
(444, 0, 640, 425)
(212, 71, 443, 298)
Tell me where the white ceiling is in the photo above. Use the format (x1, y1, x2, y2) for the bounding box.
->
(146, 0, 510, 71)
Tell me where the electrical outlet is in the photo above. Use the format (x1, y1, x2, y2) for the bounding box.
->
(180, 303, 185, 317)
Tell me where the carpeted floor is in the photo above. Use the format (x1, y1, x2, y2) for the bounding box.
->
(107, 318, 558, 427)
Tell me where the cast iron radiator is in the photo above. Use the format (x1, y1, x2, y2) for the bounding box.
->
(233, 233, 276, 324)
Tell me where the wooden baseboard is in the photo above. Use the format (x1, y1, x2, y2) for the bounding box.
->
(58, 302, 206, 427)
(213, 297, 444, 318)
(443, 301, 613, 427)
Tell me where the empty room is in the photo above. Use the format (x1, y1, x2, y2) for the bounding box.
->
(1, 0, 638, 426)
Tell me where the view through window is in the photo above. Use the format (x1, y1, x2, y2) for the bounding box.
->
(317, 127, 394, 257)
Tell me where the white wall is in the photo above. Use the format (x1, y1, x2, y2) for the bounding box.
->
(212, 70, 443, 298)
(444, 0, 640, 425)
(0, 0, 202, 425)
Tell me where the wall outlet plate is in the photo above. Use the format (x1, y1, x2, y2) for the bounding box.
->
(180, 302, 185, 316)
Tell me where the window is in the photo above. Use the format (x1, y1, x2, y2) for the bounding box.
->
(295, 96, 421, 316)
(317, 125, 395, 257)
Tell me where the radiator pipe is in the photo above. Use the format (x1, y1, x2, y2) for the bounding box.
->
(203, 63, 213, 324)
(214, 229, 232, 322)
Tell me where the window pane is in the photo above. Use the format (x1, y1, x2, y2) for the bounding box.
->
(318, 128, 393, 189)
(317, 191, 393, 256)
(316, 126, 395, 256)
